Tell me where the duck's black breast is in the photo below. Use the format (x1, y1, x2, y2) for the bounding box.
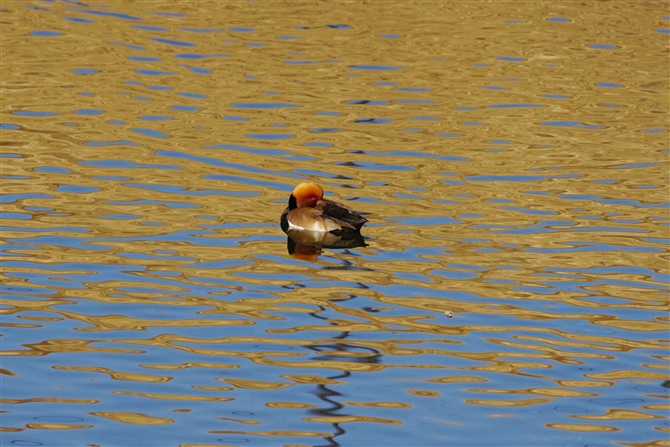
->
(280, 207, 290, 232)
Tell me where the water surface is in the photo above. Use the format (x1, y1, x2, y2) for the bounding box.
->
(1, 2, 668, 446)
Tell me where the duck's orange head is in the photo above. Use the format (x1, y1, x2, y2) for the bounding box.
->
(290, 182, 324, 208)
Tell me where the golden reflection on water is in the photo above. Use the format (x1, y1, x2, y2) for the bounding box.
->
(90, 412, 174, 425)
(23, 423, 94, 430)
(52, 365, 172, 383)
(546, 423, 620, 432)
(1, 0, 669, 445)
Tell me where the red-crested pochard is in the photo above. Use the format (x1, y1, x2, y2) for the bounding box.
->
(280, 182, 367, 235)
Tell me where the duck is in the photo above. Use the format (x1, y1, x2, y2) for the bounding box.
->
(280, 182, 367, 236)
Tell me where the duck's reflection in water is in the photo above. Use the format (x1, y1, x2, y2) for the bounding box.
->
(304, 299, 383, 447)
(286, 229, 367, 262)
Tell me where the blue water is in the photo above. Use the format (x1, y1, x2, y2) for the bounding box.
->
(2, 2, 669, 446)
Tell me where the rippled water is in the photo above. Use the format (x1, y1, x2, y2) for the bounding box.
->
(2, 2, 669, 446)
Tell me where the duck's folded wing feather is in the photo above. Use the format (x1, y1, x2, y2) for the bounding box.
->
(318, 199, 368, 230)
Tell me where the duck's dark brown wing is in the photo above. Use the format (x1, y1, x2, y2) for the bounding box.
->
(317, 199, 368, 231)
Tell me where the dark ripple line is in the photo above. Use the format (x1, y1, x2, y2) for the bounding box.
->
(157, 149, 300, 180)
(66, 8, 143, 21)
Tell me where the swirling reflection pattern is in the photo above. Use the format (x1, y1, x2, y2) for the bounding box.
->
(1, 1, 668, 446)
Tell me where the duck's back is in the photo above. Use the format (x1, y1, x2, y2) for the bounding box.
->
(317, 199, 367, 231)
